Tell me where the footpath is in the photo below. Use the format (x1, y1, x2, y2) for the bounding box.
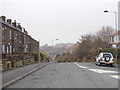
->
(1, 62, 51, 89)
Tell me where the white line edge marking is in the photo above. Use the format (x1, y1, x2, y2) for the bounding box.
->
(74, 62, 88, 69)
(110, 75, 120, 79)
(88, 69, 118, 74)
(74, 62, 119, 79)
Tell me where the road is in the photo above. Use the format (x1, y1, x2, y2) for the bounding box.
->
(6, 62, 119, 88)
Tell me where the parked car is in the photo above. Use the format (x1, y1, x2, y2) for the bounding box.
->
(95, 52, 114, 66)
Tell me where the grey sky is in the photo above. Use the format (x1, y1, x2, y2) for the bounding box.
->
(0, 0, 119, 46)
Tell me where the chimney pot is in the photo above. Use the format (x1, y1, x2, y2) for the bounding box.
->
(7, 19, 12, 24)
(1, 16, 6, 22)
(23, 28, 26, 32)
(17, 23, 22, 31)
(12, 20, 17, 27)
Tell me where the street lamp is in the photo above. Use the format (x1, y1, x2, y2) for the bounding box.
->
(104, 10, 118, 63)
(104, 10, 117, 32)
(52, 39, 59, 46)
(38, 39, 41, 63)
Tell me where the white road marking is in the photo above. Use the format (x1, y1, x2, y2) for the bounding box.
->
(88, 69, 118, 73)
(74, 62, 88, 69)
(74, 62, 119, 79)
(110, 75, 120, 79)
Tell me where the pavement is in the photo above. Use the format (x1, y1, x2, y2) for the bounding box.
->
(1, 62, 50, 88)
(6, 62, 119, 88)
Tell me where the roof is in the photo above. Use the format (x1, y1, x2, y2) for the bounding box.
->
(111, 30, 120, 36)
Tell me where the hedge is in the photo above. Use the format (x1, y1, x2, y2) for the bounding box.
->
(102, 48, 120, 58)
(12, 52, 39, 61)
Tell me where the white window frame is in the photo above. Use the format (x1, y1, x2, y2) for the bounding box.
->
(10, 45, 12, 54)
(2, 44, 5, 53)
(7, 46, 9, 53)
(10, 31, 12, 39)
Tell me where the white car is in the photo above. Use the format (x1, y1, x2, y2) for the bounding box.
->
(95, 52, 114, 66)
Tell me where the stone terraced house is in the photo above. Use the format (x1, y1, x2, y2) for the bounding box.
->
(0, 16, 39, 54)
(0, 16, 39, 70)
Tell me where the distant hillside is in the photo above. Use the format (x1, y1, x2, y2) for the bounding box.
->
(40, 43, 75, 58)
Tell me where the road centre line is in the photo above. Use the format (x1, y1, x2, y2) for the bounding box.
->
(74, 62, 88, 69)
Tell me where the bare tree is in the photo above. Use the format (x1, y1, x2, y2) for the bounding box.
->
(96, 26, 114, 43)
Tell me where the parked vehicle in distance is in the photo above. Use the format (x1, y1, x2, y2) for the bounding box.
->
(95, 52, 114, 67)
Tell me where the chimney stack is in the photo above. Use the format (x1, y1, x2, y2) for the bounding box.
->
(7, 19, 12, 25)
(26, 31, 28, 35)
(23, 28, 26, 32)
(17, 23, 22, 31)
(1, 16, 6, 22)
(12, 20, 17, 27)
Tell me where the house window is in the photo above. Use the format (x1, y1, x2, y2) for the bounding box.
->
(7, 46, 9, 53)
(24, 35, 26, 42)
(2, 26, 6, 30)
(10, 45, 12, 54)
(10, 31, 12, 39)
(2, 44, 5, 53)
(13, 48, 15, 52)
(2, 27, 5, 39)
(16, 34, 17, 40)
(119, 35, 120, 42)
(2, 27, 4, 31)
(4, 27, 6, 30)
(112, 36, 114, 42)
(16, 34, 18, 41)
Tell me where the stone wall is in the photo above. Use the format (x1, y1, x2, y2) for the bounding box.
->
(2, 54, 36, 71)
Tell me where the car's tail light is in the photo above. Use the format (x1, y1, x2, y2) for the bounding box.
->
(112, 59, 114, 61)
(100, 58, 103, 61)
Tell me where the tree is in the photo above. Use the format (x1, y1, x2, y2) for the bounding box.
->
(40, 52, 46, 61)
(96, 26, 114, 43)
(71, 26, 114, 61)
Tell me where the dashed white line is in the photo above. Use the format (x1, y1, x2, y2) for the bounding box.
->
(74, 62, 88, 69)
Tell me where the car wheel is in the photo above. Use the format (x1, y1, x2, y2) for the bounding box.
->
(110, 64, 113, 67)
(98, 62, 101, 66)
(106, 64, 109, 67)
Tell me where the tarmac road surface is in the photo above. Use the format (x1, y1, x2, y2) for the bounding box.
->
(7, 62, 119, 88)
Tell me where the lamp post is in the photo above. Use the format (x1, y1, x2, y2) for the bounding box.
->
(104, 10, 118, 63)
(52, 39, 59, 46)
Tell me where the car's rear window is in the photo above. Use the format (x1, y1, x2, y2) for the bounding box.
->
(103, 54, 112, 58)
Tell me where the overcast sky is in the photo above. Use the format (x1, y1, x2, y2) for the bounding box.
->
(0, 0, 119, 46)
